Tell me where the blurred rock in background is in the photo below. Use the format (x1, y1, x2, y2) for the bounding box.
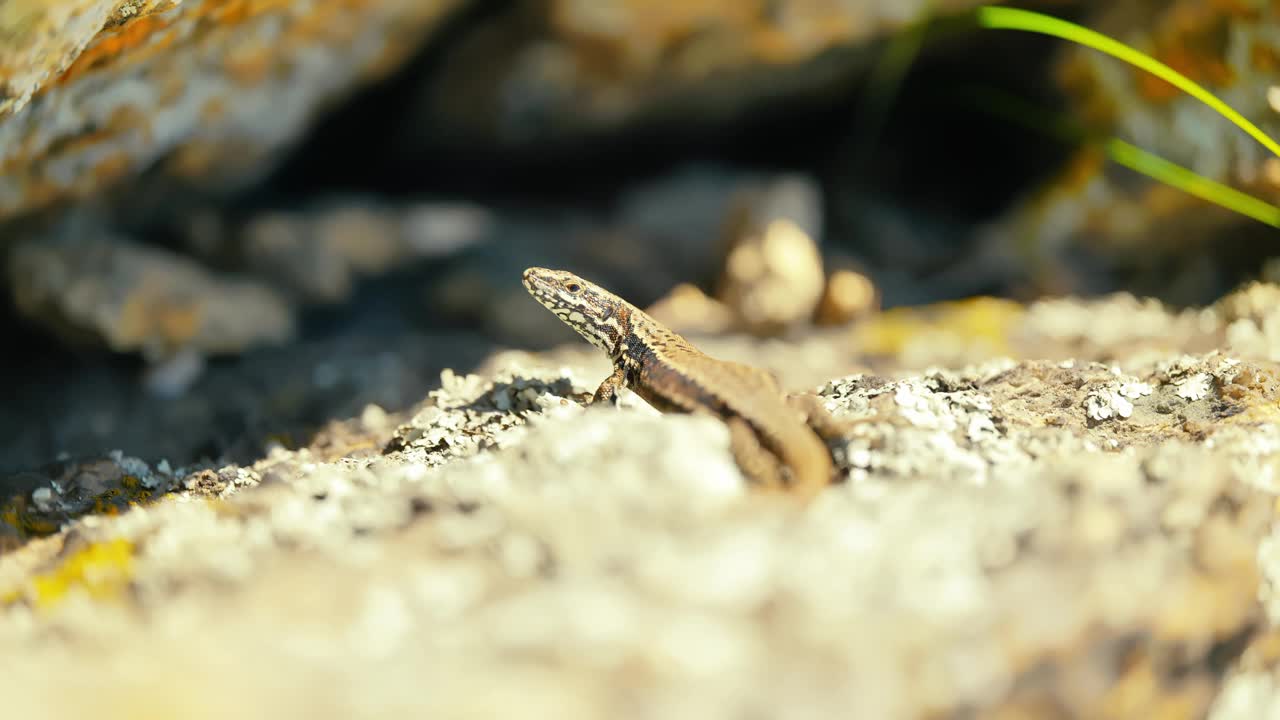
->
(5, 0, 1276, 479)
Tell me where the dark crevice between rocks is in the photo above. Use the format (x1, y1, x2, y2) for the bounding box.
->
(0, 0, 1245, 480)
(267, 3, 1076, 249)
(0, 28, 1077, 472)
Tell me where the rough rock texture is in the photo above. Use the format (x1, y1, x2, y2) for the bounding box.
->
(0, 0, 465, 221)
(4, 285, 1280, 716)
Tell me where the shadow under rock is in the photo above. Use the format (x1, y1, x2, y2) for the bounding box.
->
(0, 279, 500, 483)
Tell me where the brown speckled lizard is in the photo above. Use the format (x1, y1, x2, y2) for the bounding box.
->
(523, 266, 854, 499)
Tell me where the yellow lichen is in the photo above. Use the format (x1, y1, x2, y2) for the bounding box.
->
(852, 297, 1025, 358)
(6, 538, 136, 611)
(93, 488, 125, 516)
(0, 497, 59, 537)
(1, 503, 20, 531)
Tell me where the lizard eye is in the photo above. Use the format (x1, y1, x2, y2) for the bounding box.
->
(564, 282, 582, 294)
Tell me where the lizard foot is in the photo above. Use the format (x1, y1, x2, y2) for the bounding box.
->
(786, 392, 872, 444)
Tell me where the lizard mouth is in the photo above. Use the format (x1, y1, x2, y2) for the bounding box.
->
(522, 267, 556, 299)
(521, 267, 542, 295)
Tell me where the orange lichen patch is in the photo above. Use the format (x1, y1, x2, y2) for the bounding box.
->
(156, 65, 187, 104)
(1140, 182, 1201, 219)
(44, 0, 393, 100)
(363, 36, 417, 80)
(551, 0, 750, 41)
(1, 0, 461, 221)
(97, 479, 160, 515)
(164, 140, 226, 177)
(92, 489, 126, 516)
(751, 29, 804, 65)
(288, 0, 363, 46)
(1250, 42, 1280, 73)
(1129, 4, 1246, 103)
(223, 42, 277, 86)
(18, 176, 64, 212)
(89, 488, 154, 516)
(852, 297, 1025, 359)
(548, 0, 897, 77)
(199, 97, 227, 123)
(1137, 46, 1237, 102)
(2, 538, 136, 612)
(1059, 146, 1109, 193)
(158, 304, 204, 345)
(106, 102, 149, 134)
(92, 151, 134, 185)
(41, 126, 121, 163)
(54, 12, 178, 89)
(206, 0, 294, 26)
(750, 16, 857, 65)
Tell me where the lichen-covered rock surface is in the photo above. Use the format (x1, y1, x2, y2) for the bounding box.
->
(5, 288, 1280, 718)
(0, 0, 464, 220)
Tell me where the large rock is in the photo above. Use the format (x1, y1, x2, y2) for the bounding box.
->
(7, 219, 294, 360)
(1, 342, 1278, 718)
(0, 0, 465, 221)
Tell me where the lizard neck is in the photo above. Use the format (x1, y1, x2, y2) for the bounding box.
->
(606, 302, 641, 363)
(615, 303, 679, 363)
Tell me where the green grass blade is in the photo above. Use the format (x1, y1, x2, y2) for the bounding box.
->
(975, 5, 1280, 160)
(955, 84, 1280, 229)
(1104, 138, 1280, 227)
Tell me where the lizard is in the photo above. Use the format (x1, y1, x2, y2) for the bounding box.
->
(522, 266, 858, 499)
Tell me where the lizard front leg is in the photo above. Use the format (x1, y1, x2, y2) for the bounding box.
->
(590, 365, 627, 406)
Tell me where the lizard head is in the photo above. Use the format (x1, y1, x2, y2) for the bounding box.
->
(522, 267, 627, 354)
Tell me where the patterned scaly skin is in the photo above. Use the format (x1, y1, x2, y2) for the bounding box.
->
(523, 266, 846, 499)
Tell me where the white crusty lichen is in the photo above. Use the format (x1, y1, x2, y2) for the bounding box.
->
(1084, 381, 1153, 421)
(1173, 372, 1212, 401)
(1154, 353, 1225, 403)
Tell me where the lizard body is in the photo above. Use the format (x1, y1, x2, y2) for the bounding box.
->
(522, 267, 848, 498)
